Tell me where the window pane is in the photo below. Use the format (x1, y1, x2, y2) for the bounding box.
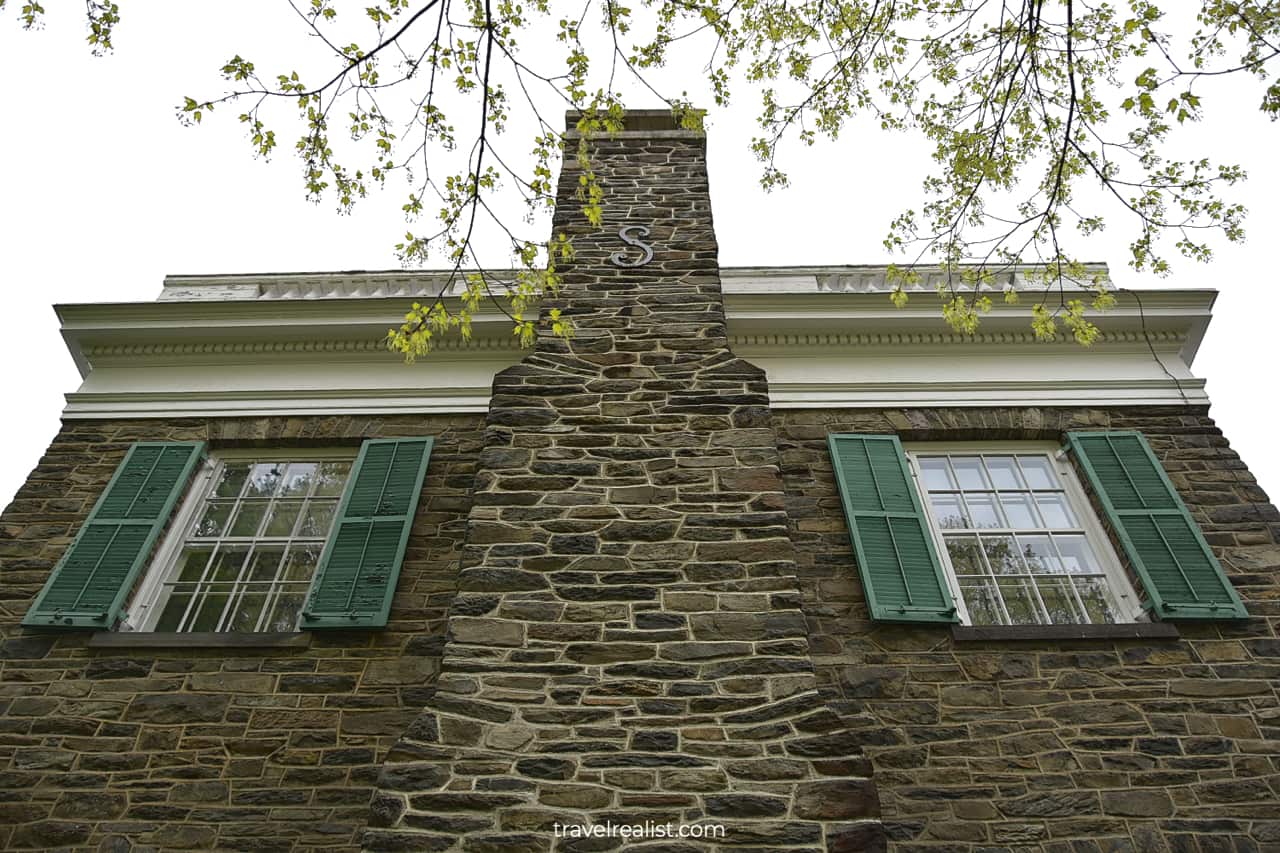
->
(266, 591, 307, 632)
(213, 463, 251, 498)
(918, 457, 955, 491)
(280, 463, 318, 497)
(964, 493, 1004, 529)
(247, 546, 287, 582)
(314, 461, 352, 496)
(1035, 577, 1081, 623)
(951, 457, 989, 490)
(930, 494, 969, 529)
(1018, 534, 1064, 574)
(298, 501, 338, 538)
(981, 536, 1023, 575)
(194, 501, 234, 537)
(945, 536, 985, 575)
(174, 547, 214, 583)
(1055, 535, 1101, 574)
(263, 501, 303, 536)
(1018, 456, 1057, 489)
(154, 590, 193, 632)
(1074, 577, 1121, 624)
(999, 493, 1041, 528)
(984, 456, 1023, 490)
(959, 580, 1003, 625)
(245, 463, 284, 498)
(1036, 493, 1077, 529)
(996, 578, 1040, 624)
(188, 590, 232, 631)
(229, 503, 268, 537)
(226, 593, 268, 632)
(207, 546, 250, 583)
(282, 544, 322, 582)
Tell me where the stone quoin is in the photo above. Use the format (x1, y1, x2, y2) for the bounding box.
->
(1, 110, 1277, 852)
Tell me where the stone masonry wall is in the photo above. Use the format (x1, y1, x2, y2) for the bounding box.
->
(0, 414, 484, 851)
(776, 405, 1280, 851)
(364, 116, 885, 851)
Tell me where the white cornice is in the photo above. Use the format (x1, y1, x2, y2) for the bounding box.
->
(53, 268, 1217, 420)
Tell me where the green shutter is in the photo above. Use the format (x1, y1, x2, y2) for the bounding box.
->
(828, 434, 957, 623)
(22, 441, 206, 630)
(1067, 431, 1247, 620)
(301, 437, 433, 629)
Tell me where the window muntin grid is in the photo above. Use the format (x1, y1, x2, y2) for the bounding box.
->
(914, 452, 1127, 626)
(144, 458, 352, 632)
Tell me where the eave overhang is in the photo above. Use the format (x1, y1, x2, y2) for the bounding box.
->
(54, 266, 1216, 418)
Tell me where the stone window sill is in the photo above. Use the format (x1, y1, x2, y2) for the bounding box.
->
(950, 622, 1179, 642)
(88, 631, 312, 650)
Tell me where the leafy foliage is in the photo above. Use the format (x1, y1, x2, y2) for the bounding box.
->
(8, 1, 1278, 348)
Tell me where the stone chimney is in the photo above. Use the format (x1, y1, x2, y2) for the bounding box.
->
(365, 110, 884, 851)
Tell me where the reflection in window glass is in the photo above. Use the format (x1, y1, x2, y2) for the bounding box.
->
(1018, 535, 1062, 574)
(245, 463, 283, 498)
(945, 536, 985, 575)
(1075, 578, 1120, 624)
(996, 577, 1040, 625)
(213, 464, 251, 497)
(981, 535, 1022, 575)
(1036, 577, 1081, 624)
(960, 579, 1003, 625)
(915, 451, 1128, 626)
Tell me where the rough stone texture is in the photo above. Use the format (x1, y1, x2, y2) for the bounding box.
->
(777, 406, 1280, 852)
(364, 118, 884, 851)
(0, 414, 483, 851)
(5, 115, 1277, 853)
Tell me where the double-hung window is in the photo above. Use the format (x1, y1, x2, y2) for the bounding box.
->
(907, 443, 1142, 626)
(126, 451, 355, 632)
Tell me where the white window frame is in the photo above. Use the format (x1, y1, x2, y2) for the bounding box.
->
(904, 440, 1146, 626)
(122, 447, 356, 632)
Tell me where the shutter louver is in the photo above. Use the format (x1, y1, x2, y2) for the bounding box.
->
(1067, 431, 1248, 620)
(22, 441, 206, 629)
(301, 437, 433, 629)
(828, 434, 957, 623)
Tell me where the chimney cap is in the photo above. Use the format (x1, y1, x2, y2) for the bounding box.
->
(563, 108, 701, 134)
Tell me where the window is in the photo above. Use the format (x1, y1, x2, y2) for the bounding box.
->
(907, 442, 1143, 626)
(126, 451, 355, 632)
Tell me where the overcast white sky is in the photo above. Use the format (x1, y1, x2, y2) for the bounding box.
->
(0, 3, 1276, 510)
